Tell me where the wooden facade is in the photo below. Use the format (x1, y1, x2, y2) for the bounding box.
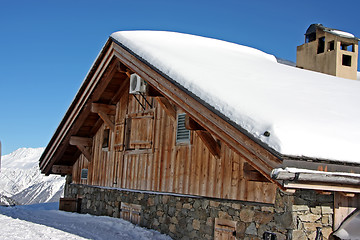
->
(71, 82, 277, 204)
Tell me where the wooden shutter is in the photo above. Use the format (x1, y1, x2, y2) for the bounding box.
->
(114, 120, 125, 151)
(214, 218, 237, 240)
(127, 110, 154, 149)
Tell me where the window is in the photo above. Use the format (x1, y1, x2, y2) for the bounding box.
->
(328, 41, 334, 51)
(81, 169, 88, 179)
(341, 42, 354, 52)
(102, 128, 110, 150)
(305, 33, 316, 43)
(176, 113, 190, 144)
(317, 37, 325, 54)
(342, 54, 352, 66)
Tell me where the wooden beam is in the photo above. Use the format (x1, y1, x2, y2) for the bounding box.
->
(147, 85, 162, 97)
(185, 115, 205, 131)
(69, 136, 92, 161)
(196, 130, 221, 158)
(243, 162, 269, 182)
(98, 112, 115, 131)
(116, 61, 128, 73)
(69, 136, 92, 146)
(91, 103, 116, 114)
(284, 182, 360, 193)
(91, 103, 116, 131)
(52, 165, 73, 175)
(155, 96, 176, 120)
(340, 192, 356, 198)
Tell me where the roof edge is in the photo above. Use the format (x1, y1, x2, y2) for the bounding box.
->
(39, 38, 113, 174)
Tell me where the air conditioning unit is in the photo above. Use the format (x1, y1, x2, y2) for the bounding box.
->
(129, 73, 147, 94)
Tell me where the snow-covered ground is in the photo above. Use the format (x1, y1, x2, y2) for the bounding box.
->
(0, 202, 171, 240)
(0, 148, 64, 205)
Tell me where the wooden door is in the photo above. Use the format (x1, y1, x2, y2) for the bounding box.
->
(214, 218, 237, 240)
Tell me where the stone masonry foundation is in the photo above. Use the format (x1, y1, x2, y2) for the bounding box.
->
(64, 182, 335, 240)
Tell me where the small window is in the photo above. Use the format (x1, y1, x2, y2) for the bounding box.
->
(102, 128, 110, 150)
(305, 33, 316, 43)
(317, 37, 325, 54)
(341, 42, 354, 52)
(328, 41, 334, 51)
(81, 169, 88, 179)
(176, 113, 190, 144)
(342, 54, 352, 66)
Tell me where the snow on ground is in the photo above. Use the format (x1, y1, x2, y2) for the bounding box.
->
(111, 31, 360, 164)
(0, 202, 171, 240)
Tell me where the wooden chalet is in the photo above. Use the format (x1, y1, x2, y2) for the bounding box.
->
(39, 31, 360, 240)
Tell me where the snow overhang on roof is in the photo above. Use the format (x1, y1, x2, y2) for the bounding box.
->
(110, 31, 360, 165)
(306, 23, 360, 41)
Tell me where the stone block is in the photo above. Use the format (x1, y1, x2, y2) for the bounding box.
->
(162, 195, 169, 204)
(310, 206, 321, 214)
(170, 216, 178, 224)
(218, 211, 231, 220)
(169, 224, 176, 233)
(202, 200, 209, 209)
(192, 219, 201, 230)
(254, 212, 273, 224)
(274, 212, 296, 229)
(193, 200, 201, 209)
(245, 222, 257, 236)
(206, 217, 213, 227)
(210, 201, 220, 207)
(147, 198, 154, 206)
(322, 227, 333, 239)
(292, 230, 306, 240)
(321, 206, 333, 215)
(322, 215, 331, 225)
(183, 203, 192, 209)
(240, 209, 254, 222)
(298, 214, 321, 222)
(302, 222, 321, 231)
(261, 206, 275, 213)
(292, 205, 309, 212)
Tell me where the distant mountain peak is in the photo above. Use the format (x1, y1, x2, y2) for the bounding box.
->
(0, 147, 64, 206)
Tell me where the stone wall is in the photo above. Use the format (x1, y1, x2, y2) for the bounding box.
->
(64, 181, 334, 240)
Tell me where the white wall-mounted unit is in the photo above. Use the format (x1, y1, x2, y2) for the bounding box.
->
(129, 73, 147, 94)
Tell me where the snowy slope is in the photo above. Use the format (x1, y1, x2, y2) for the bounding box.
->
(0, 148, 64, 205)
(111, 31, 360, 164)
(0, 202, 171, 240)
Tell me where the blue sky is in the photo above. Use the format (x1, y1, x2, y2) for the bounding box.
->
(1, 0, 359, 155)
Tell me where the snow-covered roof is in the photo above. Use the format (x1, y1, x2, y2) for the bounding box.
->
(111, 31, 360, 164)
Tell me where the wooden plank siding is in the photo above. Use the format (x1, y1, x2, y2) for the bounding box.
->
(71, 91, 277, 204)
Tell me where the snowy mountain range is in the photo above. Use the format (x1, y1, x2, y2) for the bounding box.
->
(0, 148, 65, 205)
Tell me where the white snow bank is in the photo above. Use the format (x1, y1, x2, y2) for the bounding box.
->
(0, 202, 171, 240)
(272, 167, 360, 178)
(111, 31, 360, 164)
(328, 29, 355, 38)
